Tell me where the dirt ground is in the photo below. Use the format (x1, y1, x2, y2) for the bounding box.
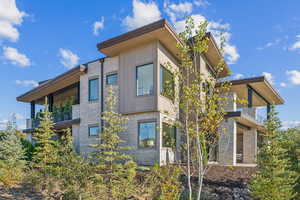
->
(0, 184, 43, 200)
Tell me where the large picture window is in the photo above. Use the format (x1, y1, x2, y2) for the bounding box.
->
(138, 121, 156, 148)
(89, 78, 99, 101)
(136, 64, 154, 96)
(160, 66, 174, 100)
(162, 123, 176, 148)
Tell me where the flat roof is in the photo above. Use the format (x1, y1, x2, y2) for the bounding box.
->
(97, 19, 229, 77)
(229, 76, 284, 106)
(17, 65, 88, 102)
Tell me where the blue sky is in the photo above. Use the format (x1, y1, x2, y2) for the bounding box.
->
(1, 0, 300, 129)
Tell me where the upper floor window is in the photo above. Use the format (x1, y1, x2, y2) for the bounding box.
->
(160, 66, 175, 100)
(89, 78, 99, 101)
(89, 125, 99, 136)
(136, 64, 154, 96)
(138, 121, 156, 148)
(162, 123, 176, 148)
(106, 73, 118, 85)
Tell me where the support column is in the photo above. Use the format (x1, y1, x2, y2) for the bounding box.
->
(247, 86, 253, 108)
(267, 104, 271, 120)
(243, 128, 257, 164)
(47, 94, 53, 112)
(30, 101, 35, 119)
(218, 119, 237, 165)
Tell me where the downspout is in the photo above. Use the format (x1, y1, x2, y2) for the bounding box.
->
(100, 58, 105, 130)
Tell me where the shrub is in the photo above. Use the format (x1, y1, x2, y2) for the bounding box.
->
(0, 131, 26, 186)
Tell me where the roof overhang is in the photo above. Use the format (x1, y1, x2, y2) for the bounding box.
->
(229, 76, 284, 106)
(204, 32, 230, 78)
(97, 19, 229, 77)
(97, 19, 183, 60)
(17, 65, 87, 103)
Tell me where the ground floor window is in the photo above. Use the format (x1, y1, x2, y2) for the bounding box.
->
(162, 123, 176, 148)
(138, 121, 156, 148)
(89, 125, 99, 136)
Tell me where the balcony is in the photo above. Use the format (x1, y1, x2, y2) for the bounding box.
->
(236, 107, 266, 125)
(26, 104, 80, 130)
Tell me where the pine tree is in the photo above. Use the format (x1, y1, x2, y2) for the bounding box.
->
(0, 130, 26, 186)
(57, 128, 101, 200)
(250, 106, 298, 200)
(90, 86, 137, 199)
(30, 104, 60, 195)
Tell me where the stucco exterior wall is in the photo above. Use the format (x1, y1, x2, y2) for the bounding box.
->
(119, 42, 158, 114)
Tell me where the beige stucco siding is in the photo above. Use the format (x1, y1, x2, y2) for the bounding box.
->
(119, 42, 158, 114)
(157, 41, 179, 119)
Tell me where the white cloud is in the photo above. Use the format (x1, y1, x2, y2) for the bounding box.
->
(16, 80, 38, 87)
(282, 121, 300, 130)
(257, 38, 281, 50)
(289, 35, 300, 51)
(0, 119, 8, 130)
(280, 82, 287, 87)
(0, 0, 27, 42)
(262, 72, 274, 85)
(234, 73, 244, 79)
(165, 1, 193, 23)
(93, 17, 104, 36)
(193, 0, 210, 7)
(3, 46, 31, 67)
(123, 0, 161, 30)
(58, 48, 79, 69)
(286, 70, 300, 85)
(173, 14, 240, 64)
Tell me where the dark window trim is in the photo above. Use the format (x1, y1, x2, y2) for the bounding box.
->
(160, 65, 175, 101)
(162, 122, 177, 148)
(88, 124, 99, 137)
(136, 63, 154, 97)
(106, 72, 118, 85)
(137, 120, 157, 149)
(88, 78, 99, 101)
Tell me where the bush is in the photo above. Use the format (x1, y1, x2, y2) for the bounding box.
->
(0, 131, 26, 186)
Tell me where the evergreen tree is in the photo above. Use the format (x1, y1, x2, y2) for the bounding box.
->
(0, 130, 26, 186)
(90, 86, 137, 199)
(57, 129, 102, 200)
(30, 104, 60, 196)
(250, 106, 298, 200)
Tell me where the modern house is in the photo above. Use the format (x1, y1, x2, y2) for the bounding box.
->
(17, 19, 284, 166)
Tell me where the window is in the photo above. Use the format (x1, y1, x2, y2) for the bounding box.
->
(89, 78, 99, 101)
(89, 125, 99, 136)
(162, 123, 176, 148)
(106, 73, 118, 85)
(138, 121, 156, 148)
(160, 66, 174, 100)
(136, 64, 154, 96)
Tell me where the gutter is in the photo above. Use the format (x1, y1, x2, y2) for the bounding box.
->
(100, 58, 105, 130)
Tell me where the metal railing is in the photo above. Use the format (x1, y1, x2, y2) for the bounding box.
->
(30, 110, 73, 128)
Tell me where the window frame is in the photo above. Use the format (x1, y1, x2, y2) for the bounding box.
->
(88, 78, 99, 101)
(136, 63, 154, 97)
(160, 65, 175, 101)
(106, 73, 118, 85)
(162, 122, 177, 148)
(138, 120, 157, 149)
(88, 125, 99, 137)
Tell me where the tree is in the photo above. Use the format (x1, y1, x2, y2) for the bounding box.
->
(90, 86, 137, 199)
(0, 130, 26, 186)
(56, 129, 101, 200)
(175, 17, 230, 199)
(280, 128, 300, 199)
(250, 106, 298, 200)
(30, 103, 61, 196)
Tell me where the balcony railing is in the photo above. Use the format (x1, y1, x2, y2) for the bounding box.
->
(237, 107, 266, 124)
(29, 110, 72, 129)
